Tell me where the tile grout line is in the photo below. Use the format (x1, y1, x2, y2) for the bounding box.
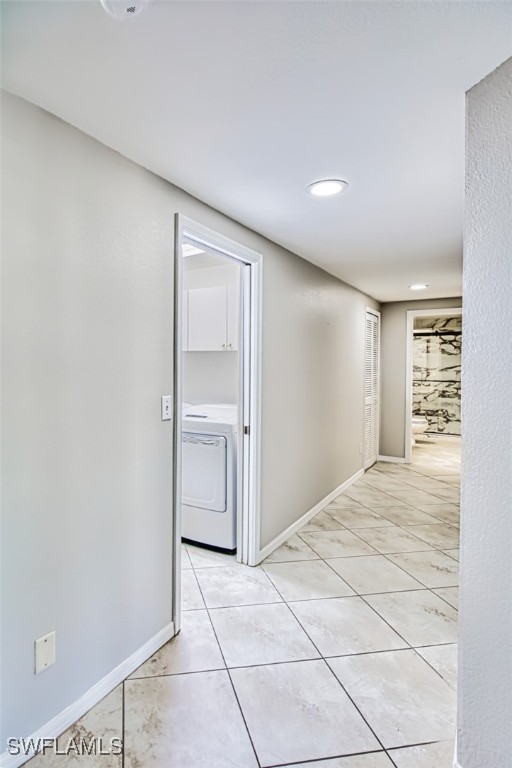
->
(126, 640, 458, 679)
(56, 444, 460, 766)
(378, 551, 458, 592)
(387, 736, 458, 751)
(263, 746, 390, 768)
(183, 599, 283, 611)
(128, 665, 226, 681)
(315, 477, 460, 641)
(252, 528, 453, 757)
(226, 666, 262, 768)
(301, 532, 458, 560)
(183, 471, 458, 618)
(189, 534, 394, 762)
(346, 484, 454, 505)
(191, 561, 263, 768)
(297, 524, 453, 560)
(182, 587, 455, 612)
(263, 565, 391, 759)
(320, 663, 389, 757)
(410, 645, 458, 691)
(386, 750, 400, 768)
(311, 487, 459, 552)
(184, 565, 207, 610)
(175, 443, 459, 763)
(320, 490, 459, 529)
(346, 498, 459, 532)
(275, 566, 414, 674)
(292, 452, 460, 680)
(365, 469, 459, 491)
(430, 588, 459, 611)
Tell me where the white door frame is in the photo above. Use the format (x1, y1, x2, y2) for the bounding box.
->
(405, 306, 462, 464)
(172, 214, 263, 631)
(363, 307, 381, 470)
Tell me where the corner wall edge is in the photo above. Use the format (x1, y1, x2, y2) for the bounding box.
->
(256, 468, 364, 563)
(0, 622, 175, 768)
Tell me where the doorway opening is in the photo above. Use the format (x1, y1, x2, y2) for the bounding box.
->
(363, 308, 381, 470)
(405, 307, 462, 465)
(172, 215, 262, 631)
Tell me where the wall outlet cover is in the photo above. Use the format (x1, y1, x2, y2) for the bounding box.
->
(35, 631, 56, 674)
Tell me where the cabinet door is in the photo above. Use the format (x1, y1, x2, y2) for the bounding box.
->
(188, 286, 227, 351)
(226, 283, 239, 351)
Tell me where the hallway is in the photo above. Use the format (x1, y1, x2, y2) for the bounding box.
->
(32, 438, 460, 768)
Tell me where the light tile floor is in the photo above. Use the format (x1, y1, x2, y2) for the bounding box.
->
(30, 436, 460, 768)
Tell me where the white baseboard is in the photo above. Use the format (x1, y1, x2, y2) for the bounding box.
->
(378, 454, 407, 464)
(0, 622, 175, 768)
(256, 468, 364, 563)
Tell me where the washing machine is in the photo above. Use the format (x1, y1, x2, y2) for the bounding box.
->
(181, 403, 238, 551)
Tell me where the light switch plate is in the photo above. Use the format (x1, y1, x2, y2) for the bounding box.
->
(35, 631, 56, 674)
(161, 395, 172, 421)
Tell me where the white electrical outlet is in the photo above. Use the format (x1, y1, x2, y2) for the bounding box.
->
(35, 631, 56, 674)
(161, 395, 172, 421)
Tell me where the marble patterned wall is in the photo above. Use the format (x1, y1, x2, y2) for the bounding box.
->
(413, 316, 462, 435)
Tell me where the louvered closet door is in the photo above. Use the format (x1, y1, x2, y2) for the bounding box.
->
(364, 310, 380, 469)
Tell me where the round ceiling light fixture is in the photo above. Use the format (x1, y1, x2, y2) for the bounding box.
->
(307, 179, 348, 197)
(100, 0, 149, 19)
(409, 283, 429, 291)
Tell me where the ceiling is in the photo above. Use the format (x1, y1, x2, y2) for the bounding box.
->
(1, 1, 511, 301)
(184, 250, 231, 271)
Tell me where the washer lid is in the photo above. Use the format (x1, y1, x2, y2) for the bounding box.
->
(183, 403, 237, 426)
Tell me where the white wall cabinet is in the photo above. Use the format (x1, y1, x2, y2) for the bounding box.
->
(185, 283, 239, 352)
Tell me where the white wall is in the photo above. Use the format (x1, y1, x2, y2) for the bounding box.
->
(183, 352, 238, 405)
(1, 91, 378, 747)
(259, 254, 378, 544)
(1, 93, 175, 747)
(379, 297, 462, 458)
(458, 57, 512, 768)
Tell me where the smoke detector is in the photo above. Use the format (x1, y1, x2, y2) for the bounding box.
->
(100, 0, 149, 19)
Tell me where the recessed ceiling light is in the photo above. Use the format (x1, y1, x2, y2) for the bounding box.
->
(307, 179, 348, 197)
(409, 283, 429, 291)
